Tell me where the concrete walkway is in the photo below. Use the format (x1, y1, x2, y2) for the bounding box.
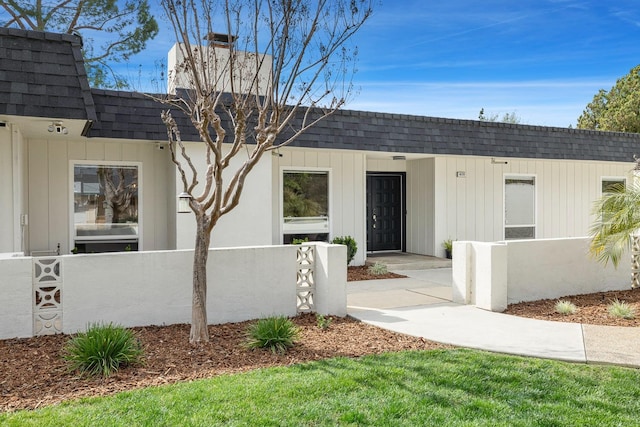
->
(348, 268, 640, 368)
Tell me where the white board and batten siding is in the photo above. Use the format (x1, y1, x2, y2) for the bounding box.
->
(425, 156, 633, 257)
(0, 123, 24, 253)
(406, 158, 436, 256)
(25, 138, 174, 255)
(274, 148, 367, 265)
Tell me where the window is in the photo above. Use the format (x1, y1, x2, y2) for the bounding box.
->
(600, 177, 626, 224)
(73, 164, 140, 252)
(282, 170, 329, 243)
(504, 176, 536, 240)
(602, 178, 626, 194)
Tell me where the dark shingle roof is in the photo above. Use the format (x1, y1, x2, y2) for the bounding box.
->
(287, 110, 640, 163)
(89, 89, 170, 140)
(86, 91, 640, 163)
(0, 27, 96, 121)
(2, 27, 640, 163)
(88, 89, 238, 141)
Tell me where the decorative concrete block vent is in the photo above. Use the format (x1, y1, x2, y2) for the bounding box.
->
(32, 257, 63, 335)
(296, 245, 315, 313)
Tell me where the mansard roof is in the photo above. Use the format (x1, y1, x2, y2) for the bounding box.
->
(0, 27, 96, 122)
(2, 27, 640, 163)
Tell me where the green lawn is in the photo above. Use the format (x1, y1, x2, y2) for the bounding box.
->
(2, 349, 640, 426)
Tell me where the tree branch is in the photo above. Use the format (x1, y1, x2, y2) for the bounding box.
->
(1, 0, 37, 29)
(161, 110, 199, 194)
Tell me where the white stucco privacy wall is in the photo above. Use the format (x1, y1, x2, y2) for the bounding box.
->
(62, 246, 299, 333)
(312, 242, 348, 316)
(452, 238, 630, 312)
(0, 256, 32, 338)
(63, 250, 193, 330)
(0, 243, 346, 339)
(505, 238, 630, 304)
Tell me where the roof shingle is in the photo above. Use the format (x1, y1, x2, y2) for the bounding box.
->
(2, 27, 640, 163)
(0, 27, 96, 122)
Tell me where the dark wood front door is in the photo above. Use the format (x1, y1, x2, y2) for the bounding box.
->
(367, 173, 405, 252)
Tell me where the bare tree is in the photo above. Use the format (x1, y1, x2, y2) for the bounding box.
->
(156, 0, 372, 343)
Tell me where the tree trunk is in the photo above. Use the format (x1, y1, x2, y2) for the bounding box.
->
(190, 215, 211, 343)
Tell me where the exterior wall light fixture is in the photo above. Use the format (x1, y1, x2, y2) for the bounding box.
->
(178, 192, 192, 213)
(47, 121, 68, 135)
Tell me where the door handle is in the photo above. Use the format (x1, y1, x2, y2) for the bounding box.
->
(372, 214, 377, 229)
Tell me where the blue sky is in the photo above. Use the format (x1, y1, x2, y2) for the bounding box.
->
(126, 0, 640, 128)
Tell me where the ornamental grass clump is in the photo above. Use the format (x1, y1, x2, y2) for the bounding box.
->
(63, 322, 144, 377)
(554, 300, 578, 315)
(315, 314, 332, 330)
(245, 316, 300, 354)
(608, 299, 636, 319)
(368, 262, 388, 276)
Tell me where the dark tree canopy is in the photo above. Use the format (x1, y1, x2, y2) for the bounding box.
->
(577, 65, 640, 133)
(0, 0, 159, 88)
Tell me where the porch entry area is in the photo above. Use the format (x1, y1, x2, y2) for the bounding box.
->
(366, 173, 406, 252)
(348, 252, 453, 311)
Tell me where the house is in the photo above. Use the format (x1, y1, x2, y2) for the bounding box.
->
(2, 27, 640, 266)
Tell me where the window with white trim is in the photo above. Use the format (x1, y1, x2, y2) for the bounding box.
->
(282, 170, 329, 243)
(600, 177, 626, 224)
(601, 177, 626, 194)
(73, 164, 139, 252)
(504, 176, 536, 240)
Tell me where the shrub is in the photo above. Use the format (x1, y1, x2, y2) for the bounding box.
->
(291, 237, 309, 245)
(332, 236, 357, 265)
(554, 300, 578, 315)
(608, 299, 636, 319)
(245, 316, 300, 354)
(442, 239, 454, 259)
(316, 314, 332, 330)
(368, 262, 388, 275)
(63, 322, 144, 377)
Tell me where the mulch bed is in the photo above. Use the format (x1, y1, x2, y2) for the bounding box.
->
(505, 288, 640, 327)
(0, 314, 451, 412)
(347, 265, 406, 281)
(7, 265, 635, 413)
(0, 265, 411, 412)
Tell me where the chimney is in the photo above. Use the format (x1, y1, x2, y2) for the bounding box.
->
(203, 32, 237, 49)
